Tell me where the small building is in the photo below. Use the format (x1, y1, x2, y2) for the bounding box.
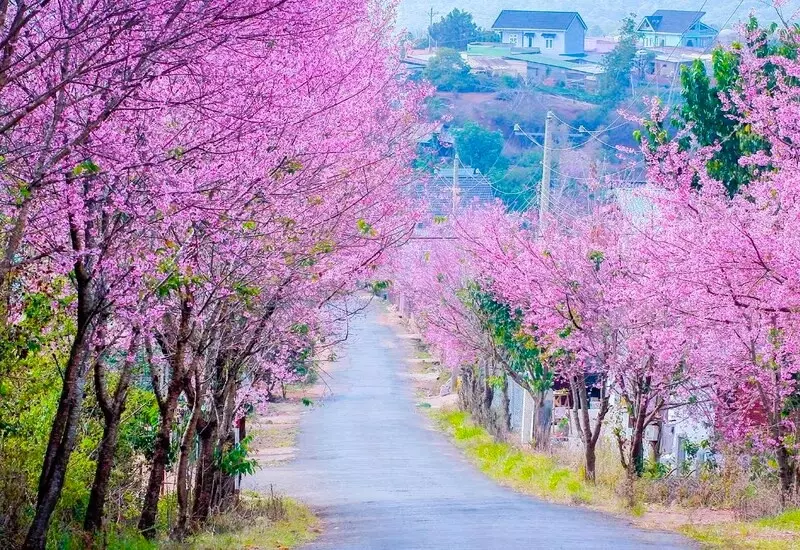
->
(637, 10, 717, 49)
(491, 10, 587, 56)
(465, 43, 537, 80)
(642, 47, 712, 85)
(415, 165, 494, 219)
(506, 52, 603, 92)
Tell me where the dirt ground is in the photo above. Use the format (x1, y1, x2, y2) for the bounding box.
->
(249, 371, 332, 465)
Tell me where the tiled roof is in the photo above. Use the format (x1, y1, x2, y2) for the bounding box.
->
(415, 168, 495, 217)
(492, 10, 586, 32)
(639, 10, 711, 34)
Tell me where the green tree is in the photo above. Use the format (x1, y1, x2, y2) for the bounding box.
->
(488, 151, 542, 211)
(674, 18, 798, 196)
(638, 18, 796, 196)
(423, 48, 477, 92)
(600, 14, 639, 100)
(463, 285, 555, 450)
(453, 121, 504, 174)
(429, 9, 496, 50)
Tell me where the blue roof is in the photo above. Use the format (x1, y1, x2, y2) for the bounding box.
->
(492, 10, 587, 32)
(639, 10, 714, 34)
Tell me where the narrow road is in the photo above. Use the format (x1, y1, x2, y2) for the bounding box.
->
(247, 301, 692, 549)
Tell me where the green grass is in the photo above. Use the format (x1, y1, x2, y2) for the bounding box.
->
(188, 497, 319, 549)
(433, 409, 800, 549)
(433, 409, 597, 505)
(679, 509, 800, 549)
(680, 523, 800, 549)
(758, 509, 800, 532)
(49, 495, 319, 550)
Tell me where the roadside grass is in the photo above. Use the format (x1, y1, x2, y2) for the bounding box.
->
(187, 492, 319, 549)
(52, 492, 319, 550)
(681, 508, 800, 550)
(681, 509, 800, 550)
(433, 408, 800, 550)
(433, 409, 605, 506)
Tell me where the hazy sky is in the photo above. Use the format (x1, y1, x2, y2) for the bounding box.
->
(396, 0, 800, 35)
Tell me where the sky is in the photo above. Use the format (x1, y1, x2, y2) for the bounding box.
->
(396, 0, 800, 35)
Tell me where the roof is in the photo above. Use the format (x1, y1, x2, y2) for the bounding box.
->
(638, 10, 712, 34)
(492, 10, 587, 32)
(466, 43, 540, 56)
(416, 168, 494, 216)
(506, 53, 604, 75)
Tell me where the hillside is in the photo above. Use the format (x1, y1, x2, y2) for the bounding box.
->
(398, 0, 800, 35)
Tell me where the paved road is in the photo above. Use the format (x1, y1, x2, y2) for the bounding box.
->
(247, 301, 692, 549)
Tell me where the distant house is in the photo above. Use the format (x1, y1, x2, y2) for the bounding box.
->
(466, 43, 604, 92)
(637, 10, 717, 49)
(642, 47, 713, 85)
(415, 166, 494, 219)
(491, 10, 587, 56)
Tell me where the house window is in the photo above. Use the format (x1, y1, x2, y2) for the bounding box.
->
(545, 38, 553, 49)
(509, 34, 517, 45)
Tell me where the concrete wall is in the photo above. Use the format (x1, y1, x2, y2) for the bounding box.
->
(564, 18, 586, 55)
(501, 30, 567, 55)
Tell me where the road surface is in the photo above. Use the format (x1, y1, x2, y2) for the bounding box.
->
(246, 301, 692, 549)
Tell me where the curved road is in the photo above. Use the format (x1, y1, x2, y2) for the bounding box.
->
(247, 301, 692, 549)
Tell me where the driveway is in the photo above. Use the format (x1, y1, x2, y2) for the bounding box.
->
(246, 300, 692, 549)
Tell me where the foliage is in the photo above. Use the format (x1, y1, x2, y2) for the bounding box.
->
(463, 285, 553, 395)
(453, 121, 504, 174)
(673, 17, 799, 196)
(423, 48, 478, 92)
(487, 151, 542, 211)
(434, 409, 596, 504)
(215, 436, 259, 477)
(600, 14, 639, 100)
(428, 9, 496, 51)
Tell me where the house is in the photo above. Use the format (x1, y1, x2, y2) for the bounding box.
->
(641, 47, 713, 85)
(637, 10, 717, 49)
(491, 10, 587, 56)
(465, 43, 604, 92)
(415, 165, 494, 219)
(464, 43, 536, 80)
(506, 52, 603, 92)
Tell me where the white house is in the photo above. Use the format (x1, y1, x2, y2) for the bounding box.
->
(491, 10, 587, 56)
(637, 10, 718, 49)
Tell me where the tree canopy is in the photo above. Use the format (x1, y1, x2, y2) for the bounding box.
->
(423, 48, 477, 91)
(428, 9, 496, 50)
(600, 14, 639, 100)
(453, 121, 504, 175)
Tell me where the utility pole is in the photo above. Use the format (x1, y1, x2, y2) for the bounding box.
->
(452, 152, 459, 214)
(538, 111, 553, 231)
(427, 8, 437, 53)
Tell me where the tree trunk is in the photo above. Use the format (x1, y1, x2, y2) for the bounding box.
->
(585, 443, 597, 483)
(84, 415, 122, 532)
(192, 419, 218, 524)
(23, 296, 94, 549)
(531, 390, 552, 451)
(175, 376, 203, 538)
(568, 373, 609, 483)
(138, 388, 181, 538)
(776, 444, 796, 508)
(85, 333, 140, 533)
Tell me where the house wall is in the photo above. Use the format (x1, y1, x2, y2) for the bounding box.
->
(641, 32, 681, 48)
(500, 29, 567, 55)
(641, 32, 715, 49)
(525, 62, 592, 89)
(563, 18, 586, 55)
